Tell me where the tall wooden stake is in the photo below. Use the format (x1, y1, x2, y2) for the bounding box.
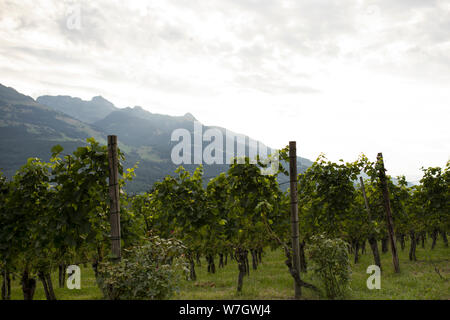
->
(377, 153, 400, 273)
(3, 269, 6, 300)
(289, 141, 302, 298)
(108, 135, 121, 261)
(359, 176, 382, 270)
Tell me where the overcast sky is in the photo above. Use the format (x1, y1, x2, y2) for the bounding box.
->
(1, 0, 449, 181)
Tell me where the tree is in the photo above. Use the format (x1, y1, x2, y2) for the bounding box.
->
(1, 158, 55, 300)
(50, 138, 137, 278)
(152, 166, 209, 280)
(419, 163, 450, 249)
(297, 154, 362, 239)
(0, 172, 12, 300)
(0, 138, 137, 300)
(226, 157, 279, 292)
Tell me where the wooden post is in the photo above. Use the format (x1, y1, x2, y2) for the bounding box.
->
(359, 176, 382, 270)
(376, 153, 400, 273)
(108, 135, 121, 261)
(289, 141, 302, 298)
(3, 269, 6, 300)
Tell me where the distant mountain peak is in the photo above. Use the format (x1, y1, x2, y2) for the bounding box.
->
(0, 83, 316, 193)
(0, 83, 37, 105)
(91, 95, 114, 106)
(183, 112, 196, 121)
(36, 94, 117, 124)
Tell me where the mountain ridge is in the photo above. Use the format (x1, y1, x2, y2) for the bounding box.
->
(36, 94, 118, 124)
(0, 83, 313, 192)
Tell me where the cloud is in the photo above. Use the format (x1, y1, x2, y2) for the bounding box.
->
(0, 0, 448, 179)
(2, 0, 449, 90)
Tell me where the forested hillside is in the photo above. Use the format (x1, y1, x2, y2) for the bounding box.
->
(0, 83, 312, 192)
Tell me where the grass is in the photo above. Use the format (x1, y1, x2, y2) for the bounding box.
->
(6, 239, 449, 300)
(7, 263, 102, 300)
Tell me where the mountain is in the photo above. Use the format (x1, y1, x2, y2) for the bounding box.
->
(36, 95, 117, 124)
(0, 83, 313, 192)
(0, 83, 39, 106)
(92, 105, 312, 189)
(0, 84, 106, 179)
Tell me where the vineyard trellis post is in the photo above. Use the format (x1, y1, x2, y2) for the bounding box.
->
(289, 141, 302, 298)
(3, 269, 6, 300)
(377, 153, 400, 273)
(108, 135, 121, 261)
(359, 176, 382, 270)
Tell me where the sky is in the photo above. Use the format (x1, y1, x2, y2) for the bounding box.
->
(0, 0, 449, 182)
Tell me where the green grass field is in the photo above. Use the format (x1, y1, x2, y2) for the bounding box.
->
(6, 239, 449, 300)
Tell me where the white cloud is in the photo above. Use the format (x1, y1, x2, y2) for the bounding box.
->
(0, 0, 448, 180)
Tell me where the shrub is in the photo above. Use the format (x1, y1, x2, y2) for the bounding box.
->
(307, 234, 351, 299)
(96, 236, 188, 300)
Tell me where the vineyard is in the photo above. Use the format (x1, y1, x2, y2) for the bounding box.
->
(0, 137, 448, 300)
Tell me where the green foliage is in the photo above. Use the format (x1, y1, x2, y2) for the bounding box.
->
(1, 128, 448, 300)
(0, 171, 11, 268)
(151, 165, 210, 266)
(419, 163, 449, 234)
(3, 242, 450, 300)
(298, 154, 362, 238)
(0, 137, 140, 300)
(49, 139, 112, 252)
(206, 172, 233, 254)
(226, 157, 281, 249)
(0, 158, 54, 273)
(307, 234, 352, 299)
(96, 235, 188, 300)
